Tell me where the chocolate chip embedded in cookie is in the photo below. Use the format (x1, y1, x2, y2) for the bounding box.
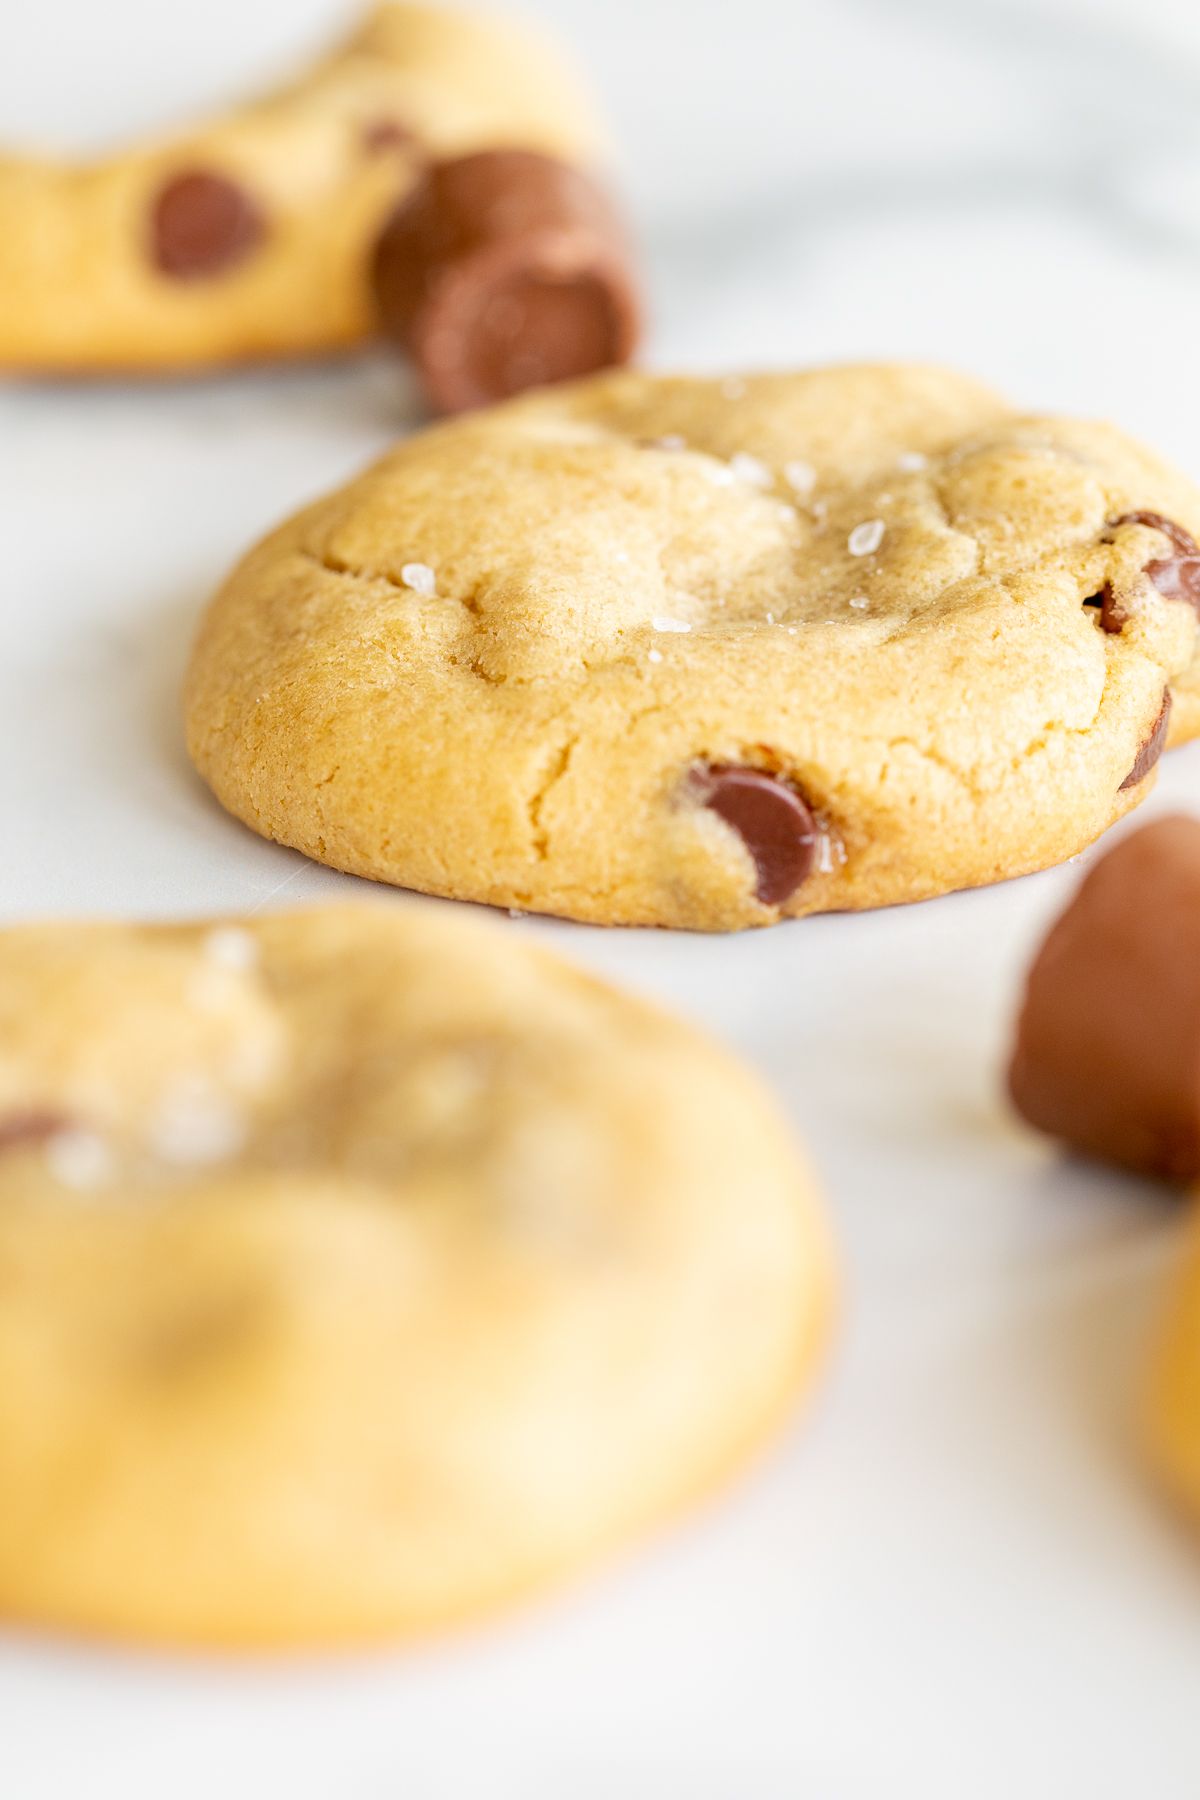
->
(1008, 815, 1200, 1180)
(1094, 512, 1200, 633)
(184, 362, 1200, 929)
(0, 907, 832, 1646)
(1119, 690, 1172, 790)
(371, 149, 641, 413)
(151, 171, 265, 279)
(693, 766, 824, 906)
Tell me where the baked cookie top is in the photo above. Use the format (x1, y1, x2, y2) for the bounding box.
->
(0, 906, 829, 1646)
(0, 3, 602, 370)
(185, 363, 1200, 929)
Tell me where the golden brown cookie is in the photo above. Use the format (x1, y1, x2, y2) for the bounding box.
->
(185, 363, 1200, 930)
(0, 5, 637, 388)
(0, 906, 831, 1647)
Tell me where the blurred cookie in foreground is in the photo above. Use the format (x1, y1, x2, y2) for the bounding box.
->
(0, 907, 831, 1648)
(0, 4, 640, 400)
(1143, 1218, 1200, 1523)
(1009, 815, 1200, 1179)
(187, 364, 1198, 929)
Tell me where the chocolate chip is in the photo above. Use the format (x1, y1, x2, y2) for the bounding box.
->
(1120, 689, 1172, 790)
(362, 119, 418, 155)
(151, 170, 265, 280)
(1146, 556, 1200, 609)
(0, 1111, 70, 1153)
(1109, 511, 1200, 558)
(371, 150, 641, 414)
(696, 765, 821, 906)
(1085, 584, 1126, 634)
(1099, 512, 1200, 625)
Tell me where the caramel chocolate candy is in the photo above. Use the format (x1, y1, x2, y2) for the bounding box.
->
(151, 170, 265, 280)
(371, 149, 641, 414)
(1009, 815, 1200, 1179)
(696, 765, 821, 906)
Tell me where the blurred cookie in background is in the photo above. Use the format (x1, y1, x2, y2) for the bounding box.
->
(0, 4, 641, 406)
(0, 905, 831, 1648)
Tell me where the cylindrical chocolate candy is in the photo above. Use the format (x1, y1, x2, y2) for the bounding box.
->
(370, 149, 641, 414)
(1008, 816, 1200, 1180)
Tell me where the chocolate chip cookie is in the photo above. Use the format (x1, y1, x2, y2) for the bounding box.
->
(0, 907, 831, 1646)
(185, 363, 1200, 930)
(0, 5, 638, 394)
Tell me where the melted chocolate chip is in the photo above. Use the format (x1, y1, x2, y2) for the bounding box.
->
(151, 170, 265, 280)
(0, 1111, 70, 1152)
(1098, 512, 1200, 625)
(1109, 511, 1200, 558)
(1120, 689, 1172, 790)
(697, 765, 821, 906)
(362, 119, 418, 155)
(1145, 556, 1200, 609)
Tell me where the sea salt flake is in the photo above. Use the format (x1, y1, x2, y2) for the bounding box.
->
(784, 460, 816, 495)
(150, 1086, 246, 1167)
(647, 648, 664, 663)
(400, 561, 436, 596)
(849, 595, 870, 611)
(729, 451, 772, 489)
(896, 451, 928, 472)
(848, 519, 885, 557)
(651, 616, 692, 633)
(46, 1128, 113, 1191)
(203, 927, 258, 973)
(702, 462, 737, 487)
(648, 433, 686, 451)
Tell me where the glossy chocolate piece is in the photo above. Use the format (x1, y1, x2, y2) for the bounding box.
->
(1120, 690, 1172, 790)
(1095, 512, 1200, 630)
(370, 149, 641, 414)
(697, 765, 820, 906)
(151, 170, 265, 280)
(1009, 815, 1200, 1179)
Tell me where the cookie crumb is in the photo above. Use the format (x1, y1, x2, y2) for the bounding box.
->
(848, 519, 885, 557)
(721, 377, 747, 400)
(401, 562, 437, 596)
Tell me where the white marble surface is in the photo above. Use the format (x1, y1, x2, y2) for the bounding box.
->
(3, 2, 1200, 1794)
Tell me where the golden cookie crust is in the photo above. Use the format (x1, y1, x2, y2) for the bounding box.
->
(0, 4, 600, 372)
(0, 906, 831, 1648)
(185, 363, 1200, 930)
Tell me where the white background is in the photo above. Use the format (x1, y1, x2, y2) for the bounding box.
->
(3, 1, 1200, 1794)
